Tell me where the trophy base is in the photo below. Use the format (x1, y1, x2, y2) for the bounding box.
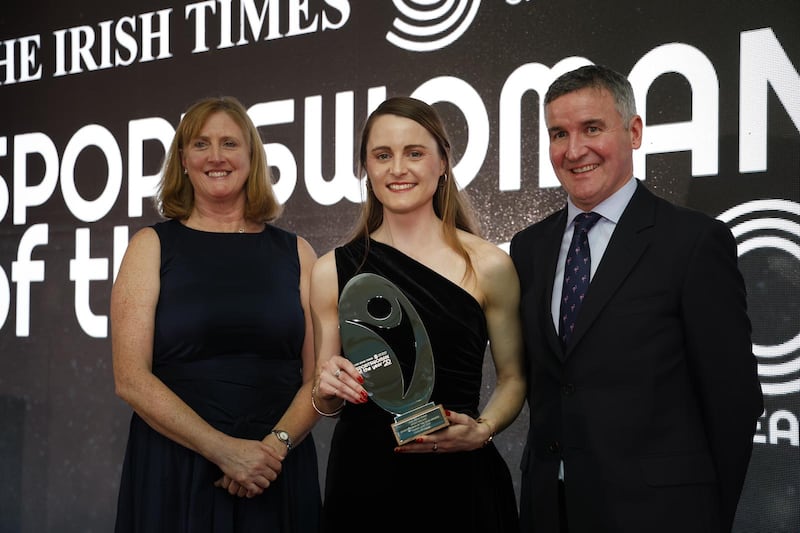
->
(391, 402, 450, 445)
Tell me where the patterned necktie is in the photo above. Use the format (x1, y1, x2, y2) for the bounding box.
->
(559, 211, 602, 347)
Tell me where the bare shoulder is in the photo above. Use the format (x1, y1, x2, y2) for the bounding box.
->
(310, 249, 339, 311)
(130, 225, 159, 245)
(296, 235, 318, 267)
(459, 231, 515, 277)
(457, 232, 519, 307)
(112, 226, 160, 305)
(122, 226, 160, 263)
(311, 249, 337, 284)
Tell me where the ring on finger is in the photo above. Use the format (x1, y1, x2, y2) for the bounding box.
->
(432, 441, 438, 452)
(334, 369, 342, 378)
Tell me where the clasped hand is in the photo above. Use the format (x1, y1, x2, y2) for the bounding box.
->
(214, 436, 285, 498)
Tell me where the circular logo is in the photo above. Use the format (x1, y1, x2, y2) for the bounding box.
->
(718, 199, 800, 396)
(386, 0, 482, 52)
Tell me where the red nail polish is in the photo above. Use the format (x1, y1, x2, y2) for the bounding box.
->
(445, 409, 451, 416)
(357, 375, 364, 384)
(415, 437, 423, 443)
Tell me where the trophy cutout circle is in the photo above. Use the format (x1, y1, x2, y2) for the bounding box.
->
(339, 273, 436, 416)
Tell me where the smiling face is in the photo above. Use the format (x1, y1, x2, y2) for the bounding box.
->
(181, 110, 251, 205)
(365, 113, 446, 216)
(545, 87, 642, 211)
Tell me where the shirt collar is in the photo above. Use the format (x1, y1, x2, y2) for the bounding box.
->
(565, 177, 637, 225)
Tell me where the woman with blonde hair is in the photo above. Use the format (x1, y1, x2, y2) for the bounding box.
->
(112, 96, 321, 532)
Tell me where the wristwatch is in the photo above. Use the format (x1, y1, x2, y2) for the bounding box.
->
(271, 429, 292, 451)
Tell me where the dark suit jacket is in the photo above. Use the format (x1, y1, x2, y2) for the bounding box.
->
(509, 181, 763, 533)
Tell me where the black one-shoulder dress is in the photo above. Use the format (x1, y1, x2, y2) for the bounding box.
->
(320, 239, 519, 533)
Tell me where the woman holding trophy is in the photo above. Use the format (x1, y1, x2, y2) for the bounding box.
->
(310, 96, 526, 532)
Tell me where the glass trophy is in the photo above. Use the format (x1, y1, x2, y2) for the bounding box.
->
(339, 272, 449, 445)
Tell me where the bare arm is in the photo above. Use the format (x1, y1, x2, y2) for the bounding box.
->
(217, 235, 322, 496)
(476, 245, 527, 439)
(309, 251, 368, 412)
(264, 235, 322, 443)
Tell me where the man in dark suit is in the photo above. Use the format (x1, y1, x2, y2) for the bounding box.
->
(509, 64, 763, 533)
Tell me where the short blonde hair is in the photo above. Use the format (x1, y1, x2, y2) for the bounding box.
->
(157, 96, 282, 223)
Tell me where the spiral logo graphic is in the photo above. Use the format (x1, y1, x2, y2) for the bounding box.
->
(718, 199, 800, 396)
(386, 0, 482, 52)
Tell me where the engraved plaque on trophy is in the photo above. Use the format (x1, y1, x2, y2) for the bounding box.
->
(339, 272, 449, 445)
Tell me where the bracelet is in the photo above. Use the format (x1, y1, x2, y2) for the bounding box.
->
(476, 417, 496, 448)
(311, 386, 345, 417)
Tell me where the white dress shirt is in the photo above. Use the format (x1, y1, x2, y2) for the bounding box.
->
(551, 177, 638, 331)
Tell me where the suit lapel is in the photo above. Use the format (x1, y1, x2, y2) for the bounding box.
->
(542, 211, 569, 359)
(565, 182, 656, 355)
(517, 208, 569, 366)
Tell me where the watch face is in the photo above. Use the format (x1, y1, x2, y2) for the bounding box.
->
(273, 429, 291, 450)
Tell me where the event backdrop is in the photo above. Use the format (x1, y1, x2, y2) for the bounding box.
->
(0, 1, 798, 531)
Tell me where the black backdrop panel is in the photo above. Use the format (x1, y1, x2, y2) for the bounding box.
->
(1, 1, 798, 531)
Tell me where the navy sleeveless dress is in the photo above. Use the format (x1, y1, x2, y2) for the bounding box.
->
(320, 239, 519, 533)
(115, 219, 320, 533)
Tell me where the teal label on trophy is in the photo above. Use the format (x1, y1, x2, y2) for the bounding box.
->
(391, 403, 449, 445)
(339, 273, 449, 445)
